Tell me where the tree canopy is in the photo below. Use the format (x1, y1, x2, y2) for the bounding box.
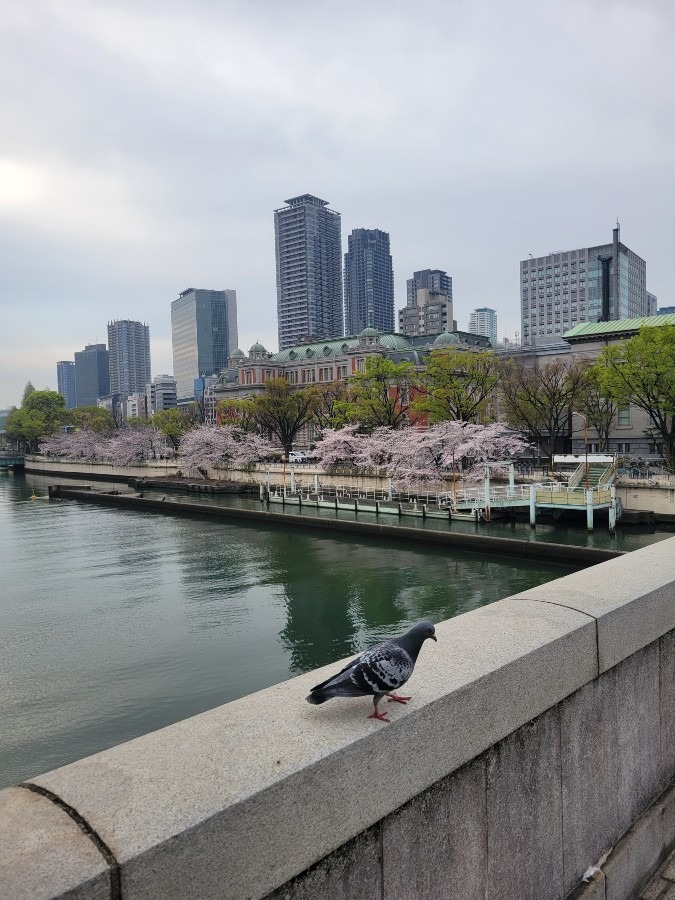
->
(229, 378, 317, 456)
(336, 356, 415, 431)
(499, 358, 587, 462)
(411, 349, 500, 423)
(594, 326, 675, 468)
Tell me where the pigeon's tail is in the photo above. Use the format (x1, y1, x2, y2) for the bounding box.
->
(306, 691, 331, 705)
(306, 678, 368, 705)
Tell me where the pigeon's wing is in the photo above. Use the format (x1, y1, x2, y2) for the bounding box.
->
(309, 650, 365, 693)
(349, 641, 414, 696)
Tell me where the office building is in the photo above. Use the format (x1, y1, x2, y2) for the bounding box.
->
(398, 269, 454, 337)
(74, 343, 110, 408)
(125, 393, 148, 420)
(107, 320, 152, 397)
(274, 194, 343, 350)
(520, 226, 650, 346)
(406, 269, 453, 306)
(147, 375, 177, 414)
(469, 307, 498, 345)
(344, 229, 394, 335)
(56, 361, 77, 409)
(647, 292, 658, 315)
(171, 288, 238, 405)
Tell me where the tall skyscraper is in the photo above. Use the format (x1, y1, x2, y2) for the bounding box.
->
(74, 343, 110, 408)
(399, 268, 454, 337)
(344, 229, 394, 335)
(56, 361, 76, 409)
(520, 226, 650, 346)
(469, 308, 498, 345)
(107, 320, 151, 398)
(274, 194, 343, 350)
(171, 288, 238, 405)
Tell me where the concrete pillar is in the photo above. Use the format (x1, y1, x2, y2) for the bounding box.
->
(508, 463, 515, 497)
(609, 486, 617, 534)
(387, 478, 393, 501)
(530, 484, 537, 527)
(375, 501, 380, 516)
(314, 474, 319, 493)
(290, 469, 295, 493)
(586, 489, 594, 532)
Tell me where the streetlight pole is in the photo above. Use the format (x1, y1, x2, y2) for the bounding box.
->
(572, 412, 589, 491)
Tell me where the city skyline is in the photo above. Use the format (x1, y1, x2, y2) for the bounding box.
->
(1, 1, 673, 406)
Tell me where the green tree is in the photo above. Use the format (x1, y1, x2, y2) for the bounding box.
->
(411, 349, 500, 423)
(574, 363, 616, 453)
(230, 378, 317, 457)
(499, 357, 587, 462)
(21, 381, 36, 406)
(23, 391, 68, 437)
(306, 380, 351, 432)
(337, 357, 415, 431)
(71, 406, 115, 435)
(153, 408, 192, 451)
(4, 408, 46, 452)
(595, 326, 675, 468)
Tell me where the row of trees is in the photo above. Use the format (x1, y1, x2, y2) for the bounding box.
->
(10, 326, 675, 469)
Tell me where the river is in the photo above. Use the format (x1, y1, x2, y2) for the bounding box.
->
(0, 472, 669, 789)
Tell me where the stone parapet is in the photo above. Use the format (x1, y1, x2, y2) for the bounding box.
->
(1, 538, 675, 899)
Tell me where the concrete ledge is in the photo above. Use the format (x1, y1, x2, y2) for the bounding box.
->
(515, 537, 675, 671)
(0, 786, 111, 900)
(24, 598, 596, 899)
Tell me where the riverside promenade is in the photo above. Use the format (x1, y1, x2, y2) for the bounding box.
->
(1, 536, 674, 899)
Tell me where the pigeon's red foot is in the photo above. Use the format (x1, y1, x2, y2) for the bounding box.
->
(387, 693, 411, 704)
(367, 709, 390, 722)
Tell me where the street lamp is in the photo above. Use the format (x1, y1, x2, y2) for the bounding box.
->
(572, 411, 589, 491)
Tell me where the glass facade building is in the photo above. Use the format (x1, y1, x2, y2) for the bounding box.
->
(73, 344, 110, 408)
(56, 360, 77, 409)
(107, 320, 151, 398)
(274, 195, 343, 350)
(344, 228, 394, 335)
(520, 227, 649, 346)
(170, 288, 238, 404)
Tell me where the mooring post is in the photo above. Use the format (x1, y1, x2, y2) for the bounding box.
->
(529, 484, 537, 527)
(586, 488, 594, 532)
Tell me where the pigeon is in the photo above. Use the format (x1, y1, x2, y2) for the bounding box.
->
(306, 620, 437, 722)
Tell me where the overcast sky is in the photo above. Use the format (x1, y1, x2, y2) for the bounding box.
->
(1, 0, 673, 407)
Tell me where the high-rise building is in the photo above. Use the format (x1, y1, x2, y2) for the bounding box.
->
(170, 288, 238, 405)
(74, 343, 110, 408)
(406, 269, 453, 306)
(398, 268, 454, 337)
(274, 194, 343, 350)
(520, 226, 650, 346)
(56, 361, 76, 409)
(146, 375, 178, 414)
(107, 320, 151, 398)
(344, 229, 394, 335)
(469, 308, 498, 345)
(647, 292, 658, 315)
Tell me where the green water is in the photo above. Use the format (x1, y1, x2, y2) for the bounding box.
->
(0, 473, 669, 789)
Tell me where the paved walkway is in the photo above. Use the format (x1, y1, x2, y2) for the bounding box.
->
(639, 848, 675, 898)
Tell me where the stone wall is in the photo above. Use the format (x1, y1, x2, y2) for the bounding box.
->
(1, 537, 674, 899)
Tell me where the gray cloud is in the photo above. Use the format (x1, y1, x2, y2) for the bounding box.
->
(1, 0, 673, 405)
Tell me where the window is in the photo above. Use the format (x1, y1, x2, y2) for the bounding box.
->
(649, 442, 664, 455)
(357, 359, 365, 372)
(617, 443, 631, 453)
(617, 406, 631, 426)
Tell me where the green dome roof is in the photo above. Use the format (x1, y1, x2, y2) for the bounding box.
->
(230, 348, 245, 359)
(250, 341, 266, 352)
(360, 327, 380, 337)
(433, 330, 459, 346)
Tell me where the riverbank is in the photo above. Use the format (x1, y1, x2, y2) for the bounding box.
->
(48, 484, 623, 566)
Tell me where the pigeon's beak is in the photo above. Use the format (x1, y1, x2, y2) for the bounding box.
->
(431, 635, 437, 642)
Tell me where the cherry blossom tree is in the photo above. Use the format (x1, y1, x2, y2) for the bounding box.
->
(311, 422, 528, 490)
(178, 424, 273, 476)
(98, 427, 164, 466)
(40, 429, 104, 460)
